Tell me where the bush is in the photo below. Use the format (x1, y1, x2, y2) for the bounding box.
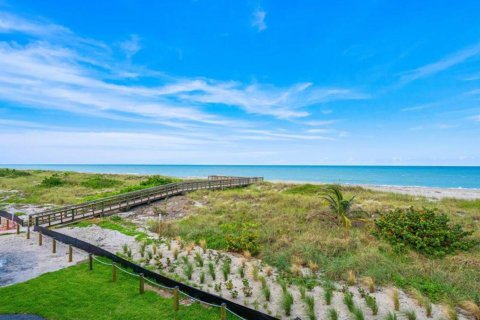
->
(374, 207, 477, 257)
(140, 176, 178, 188)
(0, 168, 31, 178)
(40, 174, 65, 188)
(81, 175, 121, 189)
(220, 222, 259, 254)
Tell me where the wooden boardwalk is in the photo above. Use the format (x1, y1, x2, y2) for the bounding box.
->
(28, 176, 263, 227)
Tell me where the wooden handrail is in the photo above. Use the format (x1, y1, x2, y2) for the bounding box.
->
(29, 176, 263, 227)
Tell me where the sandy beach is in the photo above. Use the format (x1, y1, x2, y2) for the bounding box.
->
(273, 180, 480, 200)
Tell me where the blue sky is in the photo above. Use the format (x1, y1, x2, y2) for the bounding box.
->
(0, 0, 479, 165)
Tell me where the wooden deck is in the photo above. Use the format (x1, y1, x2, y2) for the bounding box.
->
(28, 176, 263, 227)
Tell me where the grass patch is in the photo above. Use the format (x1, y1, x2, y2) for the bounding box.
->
(81, 175, 122, 189)
(0, 169, 181, 205)
(71, 216, 150, 242)
(0, 260, 238, 320)
(173, 182, 480, 305)
(0, 168, 31, 178)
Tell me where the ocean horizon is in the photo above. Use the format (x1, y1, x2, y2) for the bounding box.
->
(2, 164, 480, 189)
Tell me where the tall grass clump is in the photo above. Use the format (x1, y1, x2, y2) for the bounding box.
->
(324, 285, 333, 305)
(281, 290, 294, 316)
(391, 288, 400, 311)
(208, 262, 216, 280)
(305, 295, 316, 320)
(362, 276, 375, 293)
(385, 312, 398, 320)
(262, 286, 271, 302)
(343, 291, 355, 312)
(194, 252, 204, 267)
(183, 262, 194, 280)
(353, 307, 365, 320)
(460, 301, 480, 320)
(404, 310, 416, 320)
(222, 261, 231, 281)
(328, 308, 338, 320)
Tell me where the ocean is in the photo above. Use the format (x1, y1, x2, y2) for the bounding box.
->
(3, 164, 480, 189)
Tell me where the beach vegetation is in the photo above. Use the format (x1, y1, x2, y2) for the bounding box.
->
(80, 175, 121, 189)
(328, 308, 338, 320)
(374, 207, 478, 256)
(322, 185, 355, 229)
(281, 290, 294, 316)
(0, 168, 31, 178)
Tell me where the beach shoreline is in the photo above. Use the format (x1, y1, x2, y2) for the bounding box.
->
(270, 179, 480, 200)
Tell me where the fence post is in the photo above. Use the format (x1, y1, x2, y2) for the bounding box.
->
(220, 303, 227, 320)
(173, 286, 179, 311)
(27, 225, 30, 239)
(16, 223, 20, 235)
(52, 238, 56, 253)
(89, 254, 93, 271)
(139, 273, 144, 294)
(6, 219, 9, 229)
(38, 232, 43, 246)
(112, 262, 116, 282)
(68, 245, 73, 262)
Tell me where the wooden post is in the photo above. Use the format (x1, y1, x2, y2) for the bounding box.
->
(173, 286, 179, 311)
(52, 238, 56, 253)
(112, 262, 116, 282)
(6, 219, 9, 229)
(68, 245, 73, 262)
(220, 303, 227, 320)
(139, 273, 144, 294)
(38, 232, 43, 246)
(89, 254, 93, 271)
(16, 223, 20, 235)
(27, 225, 30, 239)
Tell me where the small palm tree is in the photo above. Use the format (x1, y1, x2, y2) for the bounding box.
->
(321, 185, 355, 229)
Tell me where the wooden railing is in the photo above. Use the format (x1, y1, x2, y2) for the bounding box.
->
(29, 176, 263, 227)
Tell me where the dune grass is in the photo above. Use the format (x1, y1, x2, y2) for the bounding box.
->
(170, 182, 480, 305)
(0, 260, 238, 320)
(0, 169, 180, 205)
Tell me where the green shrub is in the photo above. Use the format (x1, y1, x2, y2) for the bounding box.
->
(40, 174, 65, 188)
(285, 184, 322, 195)
(0, 168, 30, 178)
(140, 176, 178, 187)
(374, 207, 478, 256)
(81, 175, 121, 189)
(220, 222, 259, 254)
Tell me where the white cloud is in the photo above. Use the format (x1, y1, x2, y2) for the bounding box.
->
(400, 43, 480, 84)
(471, 114, 480, 122)
(0, 11, 68, 35)
(252, 9, 267, 31)
(119, 34, 141, 59)
(401, 103, 437, 112)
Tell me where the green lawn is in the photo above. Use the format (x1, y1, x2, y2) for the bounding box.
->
(0, 260, 238, 320)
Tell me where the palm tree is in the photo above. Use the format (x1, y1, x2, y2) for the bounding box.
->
(321, 185, 355, 229)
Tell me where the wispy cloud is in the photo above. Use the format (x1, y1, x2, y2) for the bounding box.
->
(119, 34, 141, 59)
(471, 114, 480, 122)
(252, 8, 267, 31)
(400, 43, 480, 84)
(0, 11, 68, 35)
(401, 103, 437, 112)
(0, 11, 365, 125)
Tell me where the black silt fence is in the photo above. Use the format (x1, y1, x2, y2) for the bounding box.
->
(34, 225, 278, 320)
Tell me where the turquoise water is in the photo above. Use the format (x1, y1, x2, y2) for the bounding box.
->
(3, 164, 480, 189)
